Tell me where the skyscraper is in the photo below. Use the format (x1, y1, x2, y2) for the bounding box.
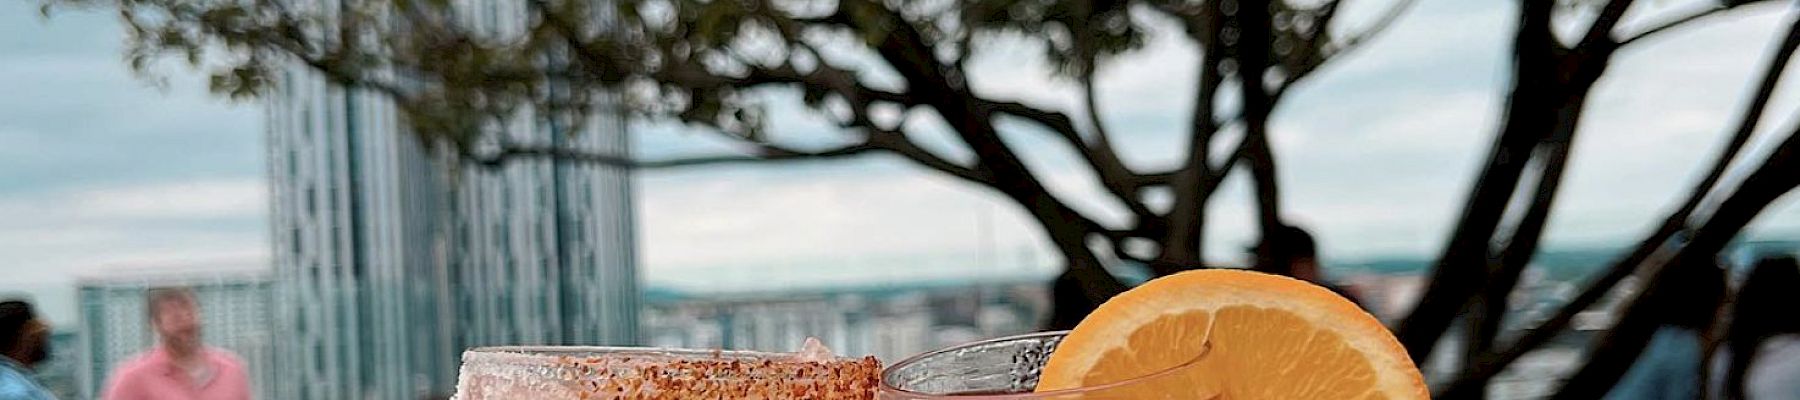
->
(266, 2, 638, 398)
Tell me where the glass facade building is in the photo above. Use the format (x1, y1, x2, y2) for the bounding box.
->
(266, 1, 638, 399)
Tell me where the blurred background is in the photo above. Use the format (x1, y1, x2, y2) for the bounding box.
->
(3, 0, 1799, 399)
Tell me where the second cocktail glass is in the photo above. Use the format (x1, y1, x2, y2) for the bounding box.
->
(878, 331, 1216, 399)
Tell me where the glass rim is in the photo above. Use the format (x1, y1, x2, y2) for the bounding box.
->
(879, 330, 1214, 398)
(457, 345, 885, 398)
(461, 345, 865, 364)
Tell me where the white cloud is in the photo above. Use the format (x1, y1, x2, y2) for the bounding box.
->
(73, 180, 266, 219)
(0, 179, 270, 285)
(640, 163, 1053, 271)
(0, 179, 266, 223)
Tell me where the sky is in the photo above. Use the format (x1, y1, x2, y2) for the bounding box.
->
(5, 0, 1800, 324)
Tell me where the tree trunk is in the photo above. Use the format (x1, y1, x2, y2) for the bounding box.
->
(1237, 0, 1288, 273)
(1049, 263, 1111, 330)
(1045, 217, 1130, 330)
(1154, 209, 1208, 273)
(1158, 3, 1227, 276)
(1397, 86, 1564, 362)
(1396, 0, 1564, 362)
(1455, 93, 1586, 397)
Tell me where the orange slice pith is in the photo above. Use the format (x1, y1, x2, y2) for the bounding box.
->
(1037, 269, 1428, 399)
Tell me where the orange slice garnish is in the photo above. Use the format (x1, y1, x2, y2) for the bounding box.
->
(1038, 269, 1428, 399)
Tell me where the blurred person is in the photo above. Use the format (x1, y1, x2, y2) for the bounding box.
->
(1253, 225, 1363, 305)
(101, 288, 249, 400)
(1603, 258, 1726, 400)
(1711, 256, 1800, 400)
(0, 300, 55, 400)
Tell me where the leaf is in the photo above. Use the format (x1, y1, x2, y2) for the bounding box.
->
(186, 45, 203, 66)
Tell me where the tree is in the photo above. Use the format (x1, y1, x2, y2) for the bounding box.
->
(43, 0, 1800, 397)
(41, 0, 1417, 328)
(1399, 0, 1800, 398)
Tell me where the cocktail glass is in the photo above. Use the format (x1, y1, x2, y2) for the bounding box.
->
(878, 331, 1215, 399)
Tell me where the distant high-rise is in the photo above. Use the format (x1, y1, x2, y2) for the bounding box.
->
(265, 1, 638, 398)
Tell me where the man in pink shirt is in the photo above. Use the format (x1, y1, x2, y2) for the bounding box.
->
(102, 287, 251, 400)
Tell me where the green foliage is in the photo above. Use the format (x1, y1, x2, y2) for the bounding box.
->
(40, 0, 1350, 161)
(962, 0, 1143, 77)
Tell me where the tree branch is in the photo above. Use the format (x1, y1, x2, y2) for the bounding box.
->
(1617, 5, 1728, 48)
(489, 0, 995, 188)
(866, 131, 995, 185)
(1205, 135, 1254, 187)
(1579, 0, 1638, 50)
(291, 52, 416, 103)
(1319, 0, 1419, 68)
(1273, 0, 1420, 98)
(1137, 1, 1227, 274)
(1436, 15, 1800, 395)
(983, 98, 1156, 218)
(1615, 1, 1782, 48)
(1454, 81, 1591, 377)
(1101, 233, 1156, 265)
(1135, 117, 1249, 190)
(1550, 127, 1800, 399)
(1438, 227, 1675, 398)
(1669, 12, 1800, 220)
(467, 127, 992, 187)
(1237, 0, 1288, 272)
(840, 0, 1130, 303)
(1456, 135, 1576, 393)
(1079, 71, 1157, 219)
(1396, 0, 1566, 362)
(470, 141, 880, 169)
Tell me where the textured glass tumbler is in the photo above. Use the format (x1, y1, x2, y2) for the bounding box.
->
(454, 346, 881, 399)
(879, 331, 1215, 399)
